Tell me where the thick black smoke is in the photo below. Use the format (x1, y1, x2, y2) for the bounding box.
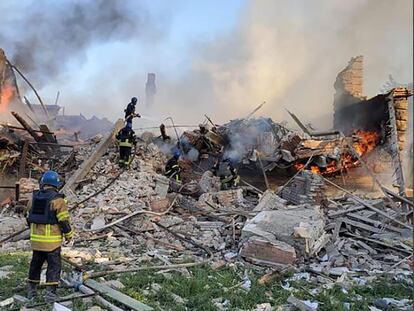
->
(0, 0, 159, 86)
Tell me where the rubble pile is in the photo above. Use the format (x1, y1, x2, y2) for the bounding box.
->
(2, 139, 411, 290)
(319, 197, 412, 274)
(0, 122, 411, 311)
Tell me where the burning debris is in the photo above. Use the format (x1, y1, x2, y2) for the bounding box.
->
(0, 49, 118, 191)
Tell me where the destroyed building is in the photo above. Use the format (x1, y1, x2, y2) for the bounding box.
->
(0, 49, 115, 188)
(165, 56, 412, 200)
(0, 52, 412, 310)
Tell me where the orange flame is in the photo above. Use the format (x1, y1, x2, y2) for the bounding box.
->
(294, 130, 379, 175)
(0, 85, 14, 114)
(352, 130, 379, 156)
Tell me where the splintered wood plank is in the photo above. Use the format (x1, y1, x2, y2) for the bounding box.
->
(39, 124, 57, 143)
(62, 118, 124, 194)
(342, 217, 383, 234)
(328, 205, 366, 217)
(85, 279, 153, 311)
(347, 213, 405, 234)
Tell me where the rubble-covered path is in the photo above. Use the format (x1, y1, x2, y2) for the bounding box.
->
(0, 140, 412, 311)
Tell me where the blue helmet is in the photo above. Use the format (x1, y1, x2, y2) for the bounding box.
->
(173, 150, 181, 160)
(40, 170, 61, 188)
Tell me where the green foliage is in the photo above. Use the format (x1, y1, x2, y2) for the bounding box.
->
(0, 252, 412, 311)
(0, 252, 30, 299)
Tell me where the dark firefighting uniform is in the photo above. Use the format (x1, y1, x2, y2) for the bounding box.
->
(26, 187, 73, 287)
(165, 157, 182, 183)
(212, 161, 240, 189)
(125, 102, 135, 128)
(116, 128, 136, 166)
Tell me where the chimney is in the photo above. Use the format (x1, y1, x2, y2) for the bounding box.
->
(145, 73, 157, 107)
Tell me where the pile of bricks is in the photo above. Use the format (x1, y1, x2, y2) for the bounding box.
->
(278, 171, 326, 205)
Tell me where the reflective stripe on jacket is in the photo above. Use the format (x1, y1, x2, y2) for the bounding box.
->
(27, 191, 73, 252)
(119, 139, 133, 147)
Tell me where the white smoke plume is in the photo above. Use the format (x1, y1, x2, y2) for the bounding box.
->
(0, 0, 412, 130)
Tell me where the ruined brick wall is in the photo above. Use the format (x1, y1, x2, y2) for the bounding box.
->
(333, 56, 365, 130)
(390, 88, 411, 151)
(335, 55, 364, 97)
(278, 170, 326, 205)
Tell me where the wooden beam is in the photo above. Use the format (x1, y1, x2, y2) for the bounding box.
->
(328, 205, 366, 217)
(341, 217, 383, 234)
(39, 124, 57, 143)
(18, 139, 29, 178)
(323, 176, 412, 230)
(62, 119, 124, 194)
(24, 96, 35, 113)
(257, 152, 269, 190)
(382, 187, 413, 206)
(343, 232, 412, 255)
(347, 212, 405, 234)
(64, 281, 124, 311)
(11, 111, 41, 142)
(9, 62, 50, 119)
(1, 124, 54, 135)
(84, 279, 153, 311)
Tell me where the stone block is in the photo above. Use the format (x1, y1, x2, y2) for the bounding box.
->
(253, 190, 287, 212)
(241, 206, 324, 263)
(197, 189, 244, 209)
(241, 237, 296, 265)
(198, 171, 221, 193)
(0, 217, 26, 236)
(154, 175, 169, 198)
(150, 198, 170, 213)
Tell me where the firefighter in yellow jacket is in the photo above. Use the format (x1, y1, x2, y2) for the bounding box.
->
(26, 170, 73, 302)
(116, 126, 137, 167)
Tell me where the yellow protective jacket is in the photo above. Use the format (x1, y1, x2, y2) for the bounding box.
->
(26, 188, 73, 252)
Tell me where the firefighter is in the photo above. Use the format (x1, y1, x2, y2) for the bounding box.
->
(26, 170, 73, 302)
(212, 158, 240, 190)
(116, 126, 137, 167)
(124, 97, 141, 129)
(165, 150, 182, 183)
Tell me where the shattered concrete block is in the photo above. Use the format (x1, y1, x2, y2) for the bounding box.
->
(241, 237, 297, 265)
(0, 217, 26, 236)
(294, 222, 328, 255)
(241, 206, 324, 264)
(198, 170, 221, 193)
(253, 190, 287, 212)
(287, 295, 318, 311)
(90, 215, 106, 230)
(253, 303, 273, 311)
(154, 175, 169, 198)
(150, 198, 170, 213)
(197, 189, 244, 209)
(0, 297, 14, 307)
